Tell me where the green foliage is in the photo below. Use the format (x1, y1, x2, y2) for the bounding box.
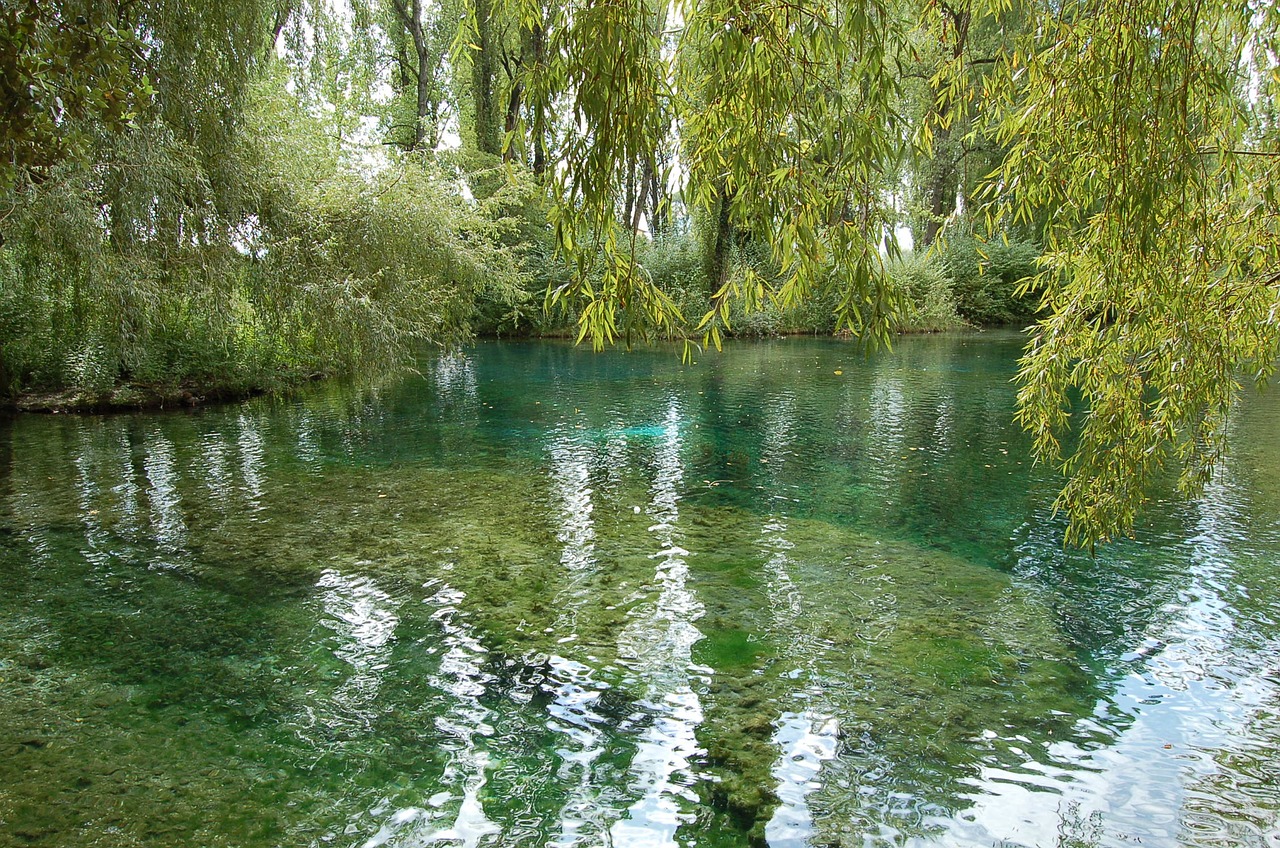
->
(5, 0, 1280, 548)
(680, 0, 908, 350)
(523, 0, 682, 349)
(635, 233, 709, 321)
(507, 0, 909, 353)
(496, 0, 1280, 544)
(934, 224, 1040, 325)
(984, 0, 1280, 545)
(630, 234, 965, 338)
(0, 71, 519, 399)
(902, 0, 1031, 249)
(2, 183, 255, 395)
(0, 0, 151, 187)
(466, 169, 569, 335)
(718, 239, 841, 337)
(888, 254, 967, 333)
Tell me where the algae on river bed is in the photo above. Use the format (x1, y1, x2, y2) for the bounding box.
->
(2, 335, 1279, 848)
(0, 460, 1089, 847)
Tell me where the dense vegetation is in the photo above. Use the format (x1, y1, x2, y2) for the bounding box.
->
(0, 1, 530, 404)
(0, 0, 1036, 408)
(2, 0, 1278, 544)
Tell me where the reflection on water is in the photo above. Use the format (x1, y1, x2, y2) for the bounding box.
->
(2, 335, 1280, 848)
(951, 469, 1280, 848)
(547, 428, 599, 638)
(421, 581, 501, 848)
(866, 373, 907, 489)
(199, 429, 235, 504)
(143, 429, 189, 568)
(72, 424, 116, 571)
(544, 654, 619, 847)
(612, 400, 706, 848)
(361, 578, 500, 848)
(543, 423, 631, 847)
(766, 714, 839, 848)
(314, 570, 401, 732)
(237, 413, 267, 509)
(433, 351, 479, 403)
(757, 392, 840, 847)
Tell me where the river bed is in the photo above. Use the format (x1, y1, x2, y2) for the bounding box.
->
(1, 334, 1277, 847)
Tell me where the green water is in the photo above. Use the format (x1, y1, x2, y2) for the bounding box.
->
(2, 334, 1278, 848)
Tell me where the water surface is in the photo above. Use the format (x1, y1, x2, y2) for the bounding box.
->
(1, 334, 1278, 848)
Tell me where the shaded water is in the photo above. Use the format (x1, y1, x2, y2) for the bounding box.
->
(2, 334, 1279, 848)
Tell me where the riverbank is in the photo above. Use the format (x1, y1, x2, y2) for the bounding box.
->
(3, 327, 1037, 414)
(7, 385, 252, 414)
(2, 374, 332, 415)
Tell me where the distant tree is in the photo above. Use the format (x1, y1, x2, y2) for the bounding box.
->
(379, 0, 452, 151)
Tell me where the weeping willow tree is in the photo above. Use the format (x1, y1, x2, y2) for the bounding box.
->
(0, 0, 521, 403)
(502, 0, 1280, 544)
(980, 0, 1280, 544)
(514, 0, 909, 351)
(0, 0, 273, 397)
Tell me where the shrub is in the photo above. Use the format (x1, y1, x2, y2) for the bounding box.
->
(935, 223, 1042, 326)
(887, 254, 967, 333)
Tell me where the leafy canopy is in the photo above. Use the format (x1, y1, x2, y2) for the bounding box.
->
(984, 0, 1280, 545)
(0, 1, 151, 187)
(510, 0, 1280, 545)
(4, 0, 1279, 545)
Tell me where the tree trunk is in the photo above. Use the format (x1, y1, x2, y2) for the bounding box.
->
(920, 125, 956, 249)
(390, 0, 435, 151)
(918, 4, 970, 249)
(623, 161, 638, 231)
(630, 156, 658, 233)
(411, 0, 433, 151)
(0, 349, 11, 403)
(269, 1, 292, 58)
(472, 0, 500, 156)
(646, 157, 663, 234)
(530, 21, 546, 178)
(503, 81, 523, 163)
(707, 193, 733, 292)
(414, 8, 433, 150)
(395, 40, 412, 94)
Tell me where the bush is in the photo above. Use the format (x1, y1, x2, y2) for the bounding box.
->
(887, 254, 967, 333)
(0, 77, 522, 400)
(935, 223, 1042, 326)
(637, 232, 709, 324)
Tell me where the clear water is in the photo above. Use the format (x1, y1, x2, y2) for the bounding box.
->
(1, 334, 1278, 848)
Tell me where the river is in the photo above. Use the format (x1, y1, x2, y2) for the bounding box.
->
(1, 334, 1277, 847)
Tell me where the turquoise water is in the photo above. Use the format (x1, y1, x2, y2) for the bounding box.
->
(1, 334, 1278, 847)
